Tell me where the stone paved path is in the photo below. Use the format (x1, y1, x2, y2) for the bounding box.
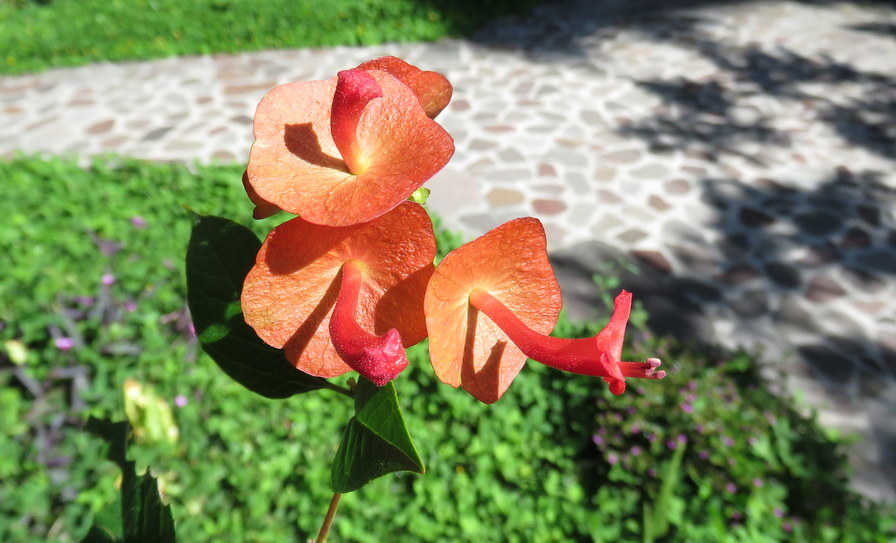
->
(3, 0, 896, 501)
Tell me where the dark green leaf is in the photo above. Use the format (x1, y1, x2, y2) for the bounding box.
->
(331, 378, 424, 492)
(83, 417, 176, 543)
(185, 214, 328, 398)
(79, 526, 118, 543)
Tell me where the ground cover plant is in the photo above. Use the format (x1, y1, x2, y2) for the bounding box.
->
(2, 155, 895, 541)
(0, 0, 540, 75)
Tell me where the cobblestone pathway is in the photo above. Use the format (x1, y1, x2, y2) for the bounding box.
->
(3, 0, 895, 501)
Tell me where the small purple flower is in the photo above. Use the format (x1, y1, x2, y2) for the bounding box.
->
(626, 406, 636, 415)
(688, 379, 697, 391)
(102, 273, 116, 286)
(666, 439, 677, 450)
(607, 452, 618, 465)
(131, 215, 147, 228)
(76, 296, 95, 307)
(175, 395, 188, 408)
(647, 468, 657, 477)
(681, 403, 694, 414)
(783, 522, 792, 533)
(774, 507, 783, 518)
(630, 446, 642, 457)
(698, 450, 710, 460)
(726, 483, 737, 493)
(125, 301, 138, 312)
(55, 337, 75, 351)
(646, 432, 657, 443)
(188, 322, 196, 337)
(731, 510, 743, 520)
(686, 393, 696, 403)
(677, 434, 687, 444)
(695, 424, 704, 433)
(753, 477, 763, 488)
(630, 424, 641, 435)
(592, 434, 604, 446)
(722, 436, 734, 447)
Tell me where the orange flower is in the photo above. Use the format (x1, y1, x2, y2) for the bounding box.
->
(425, 218, 665, 403)
(245, 57, 455, 227)
(241, 201, 435, 385)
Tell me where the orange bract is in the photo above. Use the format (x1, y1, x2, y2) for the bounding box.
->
(246, 62, 454, 227)
(355, 56, 453, 119)
(424, 218, 563, 403)
(242, 201, 436, 378)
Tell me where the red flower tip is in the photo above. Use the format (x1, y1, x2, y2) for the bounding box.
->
(341, 327, 409, 387)
(331, 69, 384, 175)
(329, 260, 409, 386)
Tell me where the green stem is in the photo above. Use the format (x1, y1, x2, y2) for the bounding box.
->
(322, 381, 354, 398)
(316, 492, 342, 543)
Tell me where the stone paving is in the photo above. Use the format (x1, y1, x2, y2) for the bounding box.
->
(3, 0, 896, 501)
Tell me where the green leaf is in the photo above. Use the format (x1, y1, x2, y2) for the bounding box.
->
(82, 417, 176, 543)
(331, 378, 424, 492)
(185, 214, 329, 398)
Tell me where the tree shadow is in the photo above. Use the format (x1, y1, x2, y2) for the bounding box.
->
(468, 0, 896, 160)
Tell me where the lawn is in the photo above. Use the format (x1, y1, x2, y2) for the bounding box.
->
(1, 156, 894, 542)
(1, 0, 539, 75)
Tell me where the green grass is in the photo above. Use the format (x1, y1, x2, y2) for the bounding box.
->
(0, 0, 540, 75)
(2, 155, 894, 542)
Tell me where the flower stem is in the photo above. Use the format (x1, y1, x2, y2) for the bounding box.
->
(315, 492, 342, 543)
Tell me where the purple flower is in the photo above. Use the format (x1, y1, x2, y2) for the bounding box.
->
(76, 296, 95, 307)
(698, 450, 710, 460)
(677, 434, 687, 444)
(695, 424, 704, 433)
(626, 406, 636, 415)
(726, 483, 737, 493)
(666, 439, 677, 450)
(102, 273, 116, 286)
(630, 446, 642, 457)
(125, 301, 138, 312)
(55, 337, 75, 351)
(607, 452, 618, 465)
(774, 507, 783, 518)
(783, 522, 792, 533)
(688, 379, 697, 391)
(731, 510, 743, 520)
(722, 436, 734, 447)
(753, 477, 763, 488)
(592, 434, 604, 446)
(646, 432, 657, 443)
(175, 395, 188, 408)
(647, 468, 657, 477)
(131, 215, 147, 228)
(681, 403, 694, 413)
(630, 424, 641, 435)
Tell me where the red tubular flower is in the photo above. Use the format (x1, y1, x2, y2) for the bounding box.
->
(241, 202, 435, 385)
(425, 218, 665, 403)
(245, 57, 455, 227)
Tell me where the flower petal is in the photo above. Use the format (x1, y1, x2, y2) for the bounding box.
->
(424, 218, 562, 403)
(242, 202, 435, 378)
(355, 56, 453, 119)
(246, 71, 454, 226)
